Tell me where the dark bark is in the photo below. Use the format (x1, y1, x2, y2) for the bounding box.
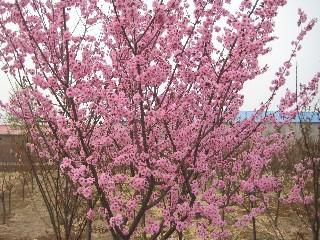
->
(86, 199, 93, 240)
(1, 192, 6, 224)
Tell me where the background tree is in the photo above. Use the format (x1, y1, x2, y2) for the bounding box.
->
(3, 99, 90, 239)
(284, 109, 320, 240)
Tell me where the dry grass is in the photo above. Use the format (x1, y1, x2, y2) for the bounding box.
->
(0, 177, 313, 240)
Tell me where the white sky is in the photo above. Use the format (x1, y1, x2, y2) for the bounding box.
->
(0, 0, 319, 111)
(242, 0, 320, 110)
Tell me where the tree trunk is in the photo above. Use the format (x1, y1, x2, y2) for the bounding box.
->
(31, 174, 34, 192)
(22, 179, 25, 201)
(274, 191, 281, 227)
(1, 192, 6, 224)
(252, 216, 257, 240)
(8, 190, 11, 214)
(86, 199, 93, 240)
(312, 226, 319, 240)
(250, 198, 257, 240)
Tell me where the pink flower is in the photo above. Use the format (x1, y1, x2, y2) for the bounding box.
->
(297, 8, 307, 26)
(87, 208, 95, 221)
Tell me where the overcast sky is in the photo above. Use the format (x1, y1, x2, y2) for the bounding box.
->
(242, 0, 320, 110)
(0, 0, 319, 111)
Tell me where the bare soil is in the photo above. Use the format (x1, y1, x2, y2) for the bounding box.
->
(0, 179, 111, 240)
(0, 182, 54, 240)
(0, 179, 313, 240)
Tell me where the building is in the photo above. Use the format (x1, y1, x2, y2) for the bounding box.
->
(238, 111, 320, 140)
(0, 125, 24, 164)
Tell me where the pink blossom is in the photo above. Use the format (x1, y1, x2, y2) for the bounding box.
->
(87, 208, 95, 221)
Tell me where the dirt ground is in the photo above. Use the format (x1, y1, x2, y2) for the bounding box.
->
(0, 179, 313, 240)
(0, 182, 54, 240)
(0, 179, 112, 240)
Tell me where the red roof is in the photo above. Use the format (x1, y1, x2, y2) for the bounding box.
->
(0, 125, 23, 135)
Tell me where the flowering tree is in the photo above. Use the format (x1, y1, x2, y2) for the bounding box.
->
(284, 104, 320, 239)
(0, 0, 319, 239)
